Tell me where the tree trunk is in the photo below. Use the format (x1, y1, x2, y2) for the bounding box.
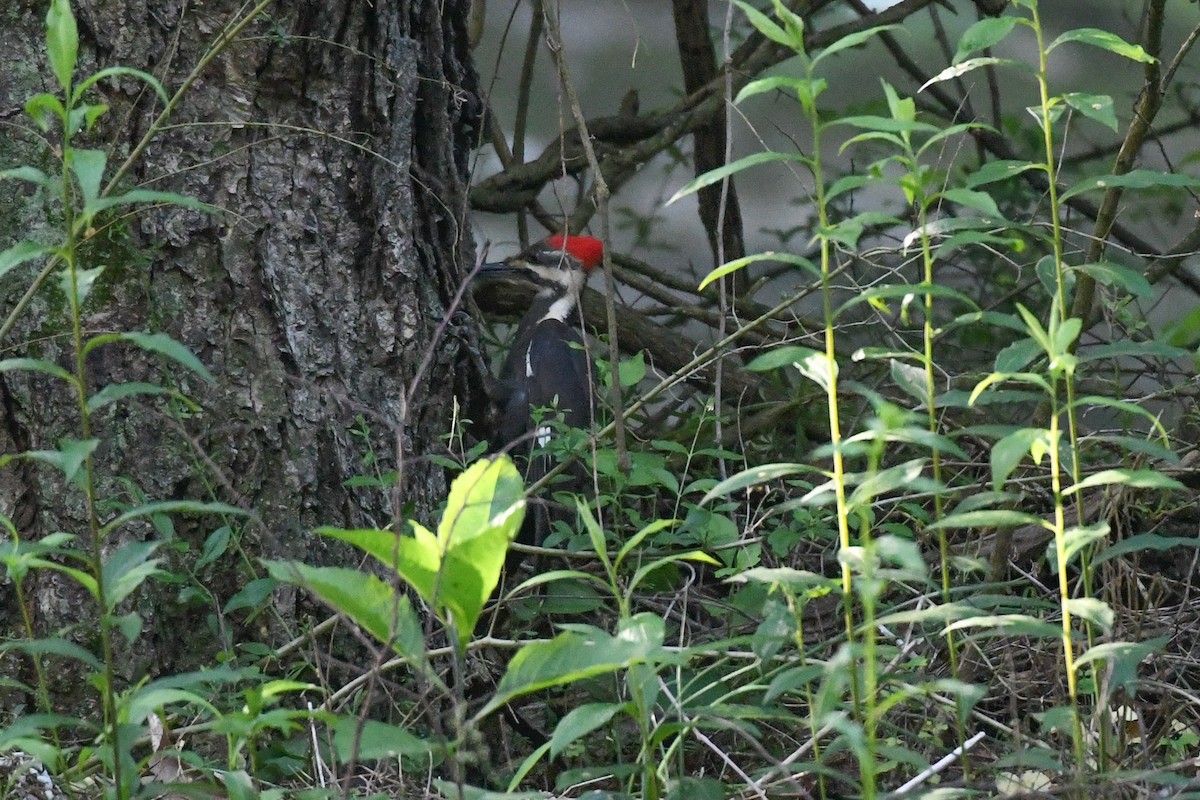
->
(0, 0, 482, 685)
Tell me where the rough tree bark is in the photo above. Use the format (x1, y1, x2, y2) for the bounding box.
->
(0, 0, 482, 685)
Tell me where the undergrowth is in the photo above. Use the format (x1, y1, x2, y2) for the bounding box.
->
(2, 1, 1199, 799)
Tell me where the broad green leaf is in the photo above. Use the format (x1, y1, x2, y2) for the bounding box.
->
(733, 0, 797, 49)
(954, 17, 1022, 63)
(125, 688, 217, 726)
(0, 358, 75, 384)
(1064, 597, 1113, 630)
(59, 265, 104, 309)
(71, 149, 106, 207)
(80, 189, 214, 225)
(264, 561, 425, 664)
(1065, 468, 1185, 495)
(834, 115, 939, 135)
(222, 577, 276, 613)
(991, 428, 1047, 491)
(102, 500, 245, 535)
(1061, 522, 1109, 566)
(481, 613, 668, 718)
(920, 58, 1028, 93)
(0, 166, 52, 188)
(699, 462, 816, 505)
(75, 66, 171, 107)
(826, 173, 874, 201)
(926, 509, 1047, 531)
(1077, 340, 1186, 362)
(618, 352, 646, 387)
(736, 74, 808, 103)
(746, 344, 822, 373)
(1164, 306, 1200, 348)
(331, 717, 433, 761)
(24, 93, 66, 132)
(838, 282, 979, 316)
(102, 540, 162, 609)
(1061, 170, 1200, 201)
(944, 613, 1061, 638)
(24, 438, 98, 485)
(1095, 533, 1200, 564)
(84, 331, 215, 384)
(698, 251, 817, 291)
(669, 152, 808, 206)
(1071, 261, 1151, 298)
(1061, 92, 1117, 131)
(963, 159, 1043, 188)
(1048, 28, 1155, 63)
(938, 188, 1002, 219)
(813, 24, 900, 66)
(0, 637, 102, 671)
(0, 241, 55, 282)
(994, 337, 1041, 373)
(549, 702, 626, 758)
(45, 0, 79, 91)
(87, 382, 183, 412)
(889, 359, 927, 404)
(1075, 638, 1167, 702)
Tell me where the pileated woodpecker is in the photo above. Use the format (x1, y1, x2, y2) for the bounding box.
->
(482, 233, 603, 545)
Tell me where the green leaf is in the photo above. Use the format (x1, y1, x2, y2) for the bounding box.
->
(1060, 92, 1117, 131)
(1064, 597, 1113, 630)
(938, 188, 1003, 219)
(618, 352, 646, 387)
(71, 149, 106, 207)
(45, 0, 79, 91)
(84, 331, 215, 384)
(102, 500, 245, 535)
(963, 159, 1043, 188)
(1077, 340, 1186, 362)
(24, 438, 98, 485)
(0, 357, 76, 384)
(24, 93, 66, 131)
(0, 240, 55, 282)
(480, 613, 669, 718)
(549, 702, 625, 759)
(331, 717, 434, 762)
(59, 264, 104, 310)
(1047, 28, 1155, 63)
(747, 345, 834, 391)
(736, 74, 808, 103)
(0, 637, 102, 671)
(669, 152, 808, 205)
(75, 66, 171, 107)
(1061, 170, 1200, 201)
(87, 382, 184, 412)
(920, 58, 1028, 93)
(1060, 522, 1109, 567)
(265, 561, 424, 665)
(1076, 638, 1167, 702)
(1095, 533, 1200, 565)
(944, 613, 1061, 639)
(814, 24, 899, 66)
(222, 577, 276, 614)
(0, 167, 52, 188)
(926, 509, 1047, 531)
(80, 189, 214, 224)
(1065, 468, 1185, 495)
(990, 428, 1047, 491)
(699, 463, 815, 506)
(954, 17, 1022, 63)
(102, 540, 162, 609)
(698, 251, 817, 290)
(195, 525, 232, 570)
(733, 0, 800, 50)
(1071, 261, 1151, 298)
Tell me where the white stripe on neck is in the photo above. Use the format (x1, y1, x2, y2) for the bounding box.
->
(539, 293, 576, 323)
